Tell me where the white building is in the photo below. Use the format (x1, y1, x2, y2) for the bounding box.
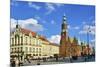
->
(10, 24, 59, 62)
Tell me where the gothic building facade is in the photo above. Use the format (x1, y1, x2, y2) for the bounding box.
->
(59, 15, 82, 57)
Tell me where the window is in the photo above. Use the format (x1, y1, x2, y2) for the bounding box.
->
(37, 40, 39, 45)
(21, 47, 23, 52)
(34, 39, 36, 45)
(15, 48, 16, 52)
(39, 48, 41, 50)
(33, 54, 35, 56)
(36, 54, 38, 56)
(15, 35, 19, 45)
(15, 35, 17, 45)
(18, 36, 20, 45)
(36, 48, 38, 53)
(39, 48, 41, 53)
(33, 48, 35, 52)
(33, 38, 36, 45)
(26, 37, 27, 45)
(26, 47, 28, 52)
(39, 54, 41, 56)
(18, 47, 19, 52)
(21, 36, 23, 45)
(11, 38, 14, 45)
(30, 37, 31, 45)
(12, 48, 13, 52)
(30, 47, 31, 52)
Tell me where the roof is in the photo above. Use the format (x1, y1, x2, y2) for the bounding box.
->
(38, 35, 49, 42)
(20, 28, 36, 37)
(21, 28, 50, 41)
(49, 43, 59, 47)
(20, 28, 49, 42)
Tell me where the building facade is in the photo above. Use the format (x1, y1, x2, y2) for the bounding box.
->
(59, 15, 68, 57)
(59, 15, 82, 57)
(10, 24, 59, 62)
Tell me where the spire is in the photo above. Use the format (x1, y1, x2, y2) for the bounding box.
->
(73, 37, 78, 44)
(16, 19, 19, 28)
(63, 14, 67, 22)
(17, 19, 18, 25)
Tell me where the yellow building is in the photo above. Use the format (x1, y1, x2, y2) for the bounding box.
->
(42, 43, 59, 57)
(10, 24, 59, 62)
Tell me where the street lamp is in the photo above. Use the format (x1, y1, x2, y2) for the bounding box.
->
(87, 25, 92, 59)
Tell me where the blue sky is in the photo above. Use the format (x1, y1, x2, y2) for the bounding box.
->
(10, 1, 95, 47)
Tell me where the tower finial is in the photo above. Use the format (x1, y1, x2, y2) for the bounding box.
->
(64, 13, 66, 17)
(16, 19, 19, 28)
(63, 13, 66, 20)
(17, 19, 18, 25)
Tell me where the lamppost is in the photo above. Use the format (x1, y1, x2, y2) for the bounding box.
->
(87, 25, 91, 59)
(81, 42, 83, 56)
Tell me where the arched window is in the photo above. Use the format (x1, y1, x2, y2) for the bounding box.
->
(30, 37, 31, 45)
(12, 38, 14, 46)
(15, 35, 20, 45)
(18, 35, 20, 45)
(15, 35, 17, 45)
(21, 36, 23, 45)
(26, 37, 27, 45)
(25, 37, 28, 45)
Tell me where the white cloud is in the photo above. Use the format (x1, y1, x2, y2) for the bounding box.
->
(45, 3, 63, 15)
(67, 25, 80, 30)
(74, 26, 80, 30)
(34, 15, 47, 24)
(48, 35, 61, 44)
(51, 20, 56, 24)
(79, 30, 87, 34)
(11, 18, 17, 29)
(28, 2, 63, 15)
(28, 2, 41, 10)
(67, 25, 71, 29)
(90, 39, 95, 47)
(45, 3, 55, 15)
(79, 25, 95, 35)
(34, 15, 41, 20)
(91, 39, 95, 43)
(11, 18, 44, 32)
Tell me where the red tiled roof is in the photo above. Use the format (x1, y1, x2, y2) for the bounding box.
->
(20, 28, 49, 42)
(20, 28, 36, 37)
(38, 35, 49, 42)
